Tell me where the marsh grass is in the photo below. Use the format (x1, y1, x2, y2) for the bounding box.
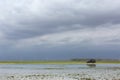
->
(0, 60, 120, 64)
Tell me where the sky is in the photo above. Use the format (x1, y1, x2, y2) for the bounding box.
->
(0, 0, 120, 60)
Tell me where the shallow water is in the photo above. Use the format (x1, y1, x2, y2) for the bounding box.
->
(0, 64, 120, 69)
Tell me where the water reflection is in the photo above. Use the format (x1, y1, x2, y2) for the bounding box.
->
(86, 64, 96, 68)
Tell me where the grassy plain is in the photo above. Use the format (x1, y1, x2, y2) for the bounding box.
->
(0, 60, 120, 64)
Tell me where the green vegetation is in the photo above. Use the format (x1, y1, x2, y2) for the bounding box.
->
(0, 59, 120, 64)
(0, 60, 84, 64)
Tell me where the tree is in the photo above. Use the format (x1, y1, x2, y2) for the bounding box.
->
(87, 59, 96, 63)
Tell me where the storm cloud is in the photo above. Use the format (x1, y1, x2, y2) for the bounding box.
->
(0, 0, 120, 60)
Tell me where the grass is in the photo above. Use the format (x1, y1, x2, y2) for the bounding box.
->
(0, 61, 83, 64)
(0, 60, 120, 64)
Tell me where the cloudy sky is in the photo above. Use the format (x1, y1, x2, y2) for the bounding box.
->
(0, 0, 120, 60)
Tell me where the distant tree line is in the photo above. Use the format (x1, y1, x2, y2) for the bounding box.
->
(71, 58, 88, 61)
(70, 58, 120, 62)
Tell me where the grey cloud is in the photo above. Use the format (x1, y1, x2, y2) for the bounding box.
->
(14, 24, 120, 48)
(1, 0, 120, 60)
